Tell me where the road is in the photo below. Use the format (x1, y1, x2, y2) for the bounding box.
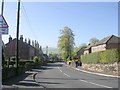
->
(3, 62, 119, 90)
(35, 62, 118, 88)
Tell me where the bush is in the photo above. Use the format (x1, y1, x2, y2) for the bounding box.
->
(99, 49, 118, 64)
(2, 67, 16, 80)
(19, 61, 27, 66)
(10, 56, 16, 61)
(33, 56, 41, 65)
(9, 61, 15, 66)
(25, 62, 34, 71)
(81, 52, 99, 64)
(81, 49, 119, 64)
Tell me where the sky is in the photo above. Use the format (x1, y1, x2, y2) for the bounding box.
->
(0, 1, 118, 48)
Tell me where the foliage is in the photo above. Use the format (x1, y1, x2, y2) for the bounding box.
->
(81, 52, 99, 64)
(10, 56, 16, 61)
(33, 56, 42, 67)
(57, 26, 75, 60)
(25, 62, 34, 71)
(81, 49, 119, 64)
(89, 37, 99, 45)
(33, 56, 39, 63)
(99, 49, 118, 64)
(49, 54, 60, 62)
(9, 61, 15, 66)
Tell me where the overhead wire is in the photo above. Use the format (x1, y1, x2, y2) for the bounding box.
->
(20, 1, 40, 44)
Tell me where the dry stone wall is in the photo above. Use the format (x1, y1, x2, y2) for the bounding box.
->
(82, 63, 120, 75)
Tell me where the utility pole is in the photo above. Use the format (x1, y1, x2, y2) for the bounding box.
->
(16, 0, 20, 75)
(0, 0, 4, 89)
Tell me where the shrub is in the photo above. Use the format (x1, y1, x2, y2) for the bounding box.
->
(33, 56, 41, 65)
(81, 49, 119, 64)
(19, 61, 27, 66)
(81, 52, 99, 64)
(33, 56, 39, 63)
(25, 62, 34, 71)
(99, 49, 117, 64)
(9, 61, 15, 66)
(10, 56, 16, 61)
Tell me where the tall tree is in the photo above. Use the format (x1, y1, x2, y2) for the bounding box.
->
(79, 43, 87, 49)
(89, 37, 99, 45)
(57, 26, 75, 60)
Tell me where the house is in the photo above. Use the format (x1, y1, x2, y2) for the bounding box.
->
(83, 44, 93, 55)
(4, 35, 43, 60)
(91, 35, 120, 53)
(75, 47, 85, 58)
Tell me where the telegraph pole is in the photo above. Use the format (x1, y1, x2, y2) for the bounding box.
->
(16, 0, 20, 75)
(0, 0, 4, 89)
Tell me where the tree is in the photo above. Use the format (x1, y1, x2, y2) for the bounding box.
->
(79, 43, 87, 49)
(89, 37, 99, 45)
(57, 26, 75, 60)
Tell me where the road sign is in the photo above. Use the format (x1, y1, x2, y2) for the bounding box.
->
(0, 15, 9, 34)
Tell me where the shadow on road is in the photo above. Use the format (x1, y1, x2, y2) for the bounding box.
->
(36, 77, 78, 81)
(3, 69, 42, 86)
(37, 81, 62, 85)
(41, 63, 63, 71)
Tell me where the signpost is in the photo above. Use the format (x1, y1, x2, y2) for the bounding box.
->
(0, 15, 9, 34)
(0, 15, 9, 89)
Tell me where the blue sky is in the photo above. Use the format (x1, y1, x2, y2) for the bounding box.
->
(1, 2, 118, 48)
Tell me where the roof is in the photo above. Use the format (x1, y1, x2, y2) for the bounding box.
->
(84, 35, 119, 50)
(85, 44, 93, 50)
(92, 35, 119, 46)
(6, 38, 43, 54)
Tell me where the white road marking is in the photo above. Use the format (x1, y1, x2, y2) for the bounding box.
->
(80, 79, 113, 88)
(58, 67, 70, 77)
(60, 70, 62, 72)
(63, 73, 71, 77)
(65, 64, 119, 78)
(74, 67, 120, 78)
(58, 67, 62, 72)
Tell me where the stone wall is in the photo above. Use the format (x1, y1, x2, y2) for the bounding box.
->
(82, 63, 120, 75)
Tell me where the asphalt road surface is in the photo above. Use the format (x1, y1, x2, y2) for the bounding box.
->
(35, 62, 118, 88)
(3, 62, 119, 90)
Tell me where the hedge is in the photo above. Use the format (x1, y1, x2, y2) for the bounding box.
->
(81, 49, 120, 64)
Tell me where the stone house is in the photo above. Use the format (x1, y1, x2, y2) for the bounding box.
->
(83, 44, 92, 55)
(91, 35, 120, 53)
(4, 35, 43, 60)
(74, 47, 86, 59)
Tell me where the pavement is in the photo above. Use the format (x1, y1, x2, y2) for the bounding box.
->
(2, 69, 45, 90)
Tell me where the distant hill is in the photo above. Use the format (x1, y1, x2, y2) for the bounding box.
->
(42, 47, 59, 54)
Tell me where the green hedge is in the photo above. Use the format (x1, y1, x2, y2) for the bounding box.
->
(81, 49, 119, 64)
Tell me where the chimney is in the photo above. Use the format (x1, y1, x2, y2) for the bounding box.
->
(20, 35, 23, 42)
(28, 39, 31, 45)
(9, 35, 12, 42)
